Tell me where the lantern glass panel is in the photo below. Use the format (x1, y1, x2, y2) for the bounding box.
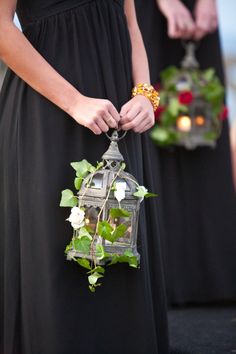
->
(114, 178, 130, 191)
(84, 206, 100, 234)
(89, 173, 103, 189)
(106, 208, 133, 245)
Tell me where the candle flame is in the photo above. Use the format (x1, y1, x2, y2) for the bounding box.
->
(176, 115, 192, 132)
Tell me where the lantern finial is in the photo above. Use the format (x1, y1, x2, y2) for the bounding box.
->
(102, 130, 125, 169)
(181, 41, 199, 70)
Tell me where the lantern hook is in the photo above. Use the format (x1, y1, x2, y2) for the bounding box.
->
(102, 130, 126, 170)
(105, 129, 127, 142)
(181, 41, 200, 70)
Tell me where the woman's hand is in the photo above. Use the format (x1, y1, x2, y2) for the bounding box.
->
(120, 95, 155, 133)
(70, 95, 120, 135)
(193, 0, 218, 40)
(157, 0, 196, 39)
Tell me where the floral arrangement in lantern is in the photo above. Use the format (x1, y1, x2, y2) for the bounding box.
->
(59, 131, 157, 292)
(150, 42, 227, 149)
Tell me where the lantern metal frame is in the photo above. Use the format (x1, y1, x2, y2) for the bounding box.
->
(67, 131, 141, 265)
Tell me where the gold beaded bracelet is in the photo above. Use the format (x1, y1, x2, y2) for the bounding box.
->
(132, 83, 160, 112)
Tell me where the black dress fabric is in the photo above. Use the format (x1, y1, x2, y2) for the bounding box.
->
(0, 1, 169, 353)
(136, 0, 236, 305)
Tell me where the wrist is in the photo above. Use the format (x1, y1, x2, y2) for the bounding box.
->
(132, 83, 160, 112)
(66, 89, 84, 118)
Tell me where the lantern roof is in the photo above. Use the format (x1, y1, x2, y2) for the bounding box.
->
(78, 131, 139, 199)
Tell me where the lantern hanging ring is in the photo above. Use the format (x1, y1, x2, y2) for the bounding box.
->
(181, 40, 200, 51)
(105, 129, 127, 142)
(181, 40, 200, 70)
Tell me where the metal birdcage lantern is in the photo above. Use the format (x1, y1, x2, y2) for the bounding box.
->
(151, 42, 224, 149)
(67, 131, 141, 265)
(173, 42, 222, 149)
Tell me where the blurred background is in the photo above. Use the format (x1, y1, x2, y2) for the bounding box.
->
(217, 0, 236, 186)
(0, 3, 235, 180)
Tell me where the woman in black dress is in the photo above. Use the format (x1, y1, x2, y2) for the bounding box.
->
(0, 1, 169, 353)
(136, 0, 236, 305)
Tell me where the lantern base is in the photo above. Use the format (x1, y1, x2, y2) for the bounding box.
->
(67, 246, 140, 266)
(176, 136, 217, 150)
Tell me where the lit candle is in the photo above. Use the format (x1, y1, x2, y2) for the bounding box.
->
(176, 115, 192, 132)
(85, 218, 90, 225)
(195, 115, 205, 126)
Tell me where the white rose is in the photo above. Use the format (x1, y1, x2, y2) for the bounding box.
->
(114, 182, 126, 203)
(67, 207, 85, 230)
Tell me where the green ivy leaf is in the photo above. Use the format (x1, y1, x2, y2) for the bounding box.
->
(150, 126, 178, 146)
(95, 244, 106, 260)
(150, 126, 170, 143)
(159, 91, 168, 104)
(109, 208, 131, 219)
(96, 161, 104, 170)
(76, 258, 92, 270)
(204, 131, 219, 141)
(160, 66, 178, 83)
(71, 160, 96, 178)
(127, 256, 139, 268)
(145, 193, 158, 198)
(160, 110, 177, 127)
(78, 227, 92, 240)
(60, 189, 77, 207)
(65, 241, 73, 254)
(123, 250, 139, 268)
(202, 68, 215, 82)
(133, 186, 148, 198)
(87, 266, 105, 275)
(74, 177, 83, 191)
(112, 224, 128, 242)
(133, 186, 157, 200)
(190, 71, 199, 84)
(85, 225, 95, 235)
(89, 285, 96, 293)
(94, 266, 105, 275)
(168, 98, 182, 116)
(121, 162, 126, 170)
(109, 251, 139, 268)
(88, 271, 104, 285)
(98, 221, 113, 241)
(123, 250, 134, 257)
(201, 80, 224, 105)
(73, 236, 91, 255)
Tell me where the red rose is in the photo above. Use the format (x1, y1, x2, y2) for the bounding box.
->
(155, 105, 165, 122)
(219, 106, 228, 121)
(178, 91, 193, 105)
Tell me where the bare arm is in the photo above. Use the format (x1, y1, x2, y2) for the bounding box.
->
(120, 0, 154, 133)
(0, 0, 120, 134)
(124, 0, 150, 85)
(0, 0, 80, 115)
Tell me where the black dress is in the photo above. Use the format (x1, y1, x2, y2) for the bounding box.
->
(0, 1, 169, 353)
(136, 0, 236, 305)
